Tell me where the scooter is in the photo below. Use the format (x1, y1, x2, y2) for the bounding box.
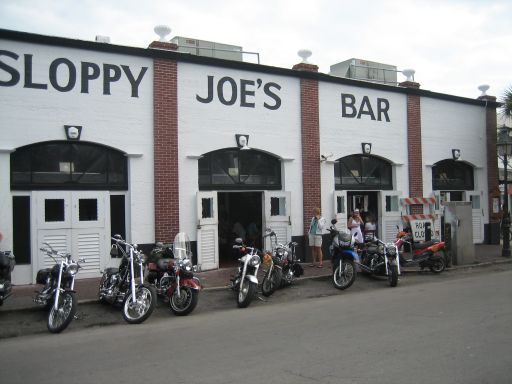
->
(395, 228, 446, 273)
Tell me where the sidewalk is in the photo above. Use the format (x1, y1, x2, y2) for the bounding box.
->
(2, 244, 510, 312)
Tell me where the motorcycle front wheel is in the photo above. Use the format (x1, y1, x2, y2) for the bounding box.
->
(429, 255, 446, 274)
(169, 286, 199, 316)
(332, 260, 356, 290)
(388, 264, 398, 287)
(122, 285, 156, 324)
(47, 291, 77, 333)
(261, 268, 281, 297)
(237, 279, 256, 308)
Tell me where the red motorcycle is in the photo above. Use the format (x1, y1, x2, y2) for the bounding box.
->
(145, 232, 202, 316)
(395, 229, 446, 273)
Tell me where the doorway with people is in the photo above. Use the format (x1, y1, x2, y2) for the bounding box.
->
(218, 192, 263, 267)
(347, 191, 379, 241)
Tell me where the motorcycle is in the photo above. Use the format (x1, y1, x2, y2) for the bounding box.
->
(0, 250, 15, 306)
(328, 219, 359, 290)
(145, 232, 202, 316)
(359, 238, 400, 287)
(395, 228, 446, 273)
(34, 243, 84, 333)
(261, 228, 302, 297)
(229, 238, 261, 308)
(99, 235, 157, 324)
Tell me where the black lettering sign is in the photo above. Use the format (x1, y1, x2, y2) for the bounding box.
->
(196, 75, 282, 110)
(0, 50, 20, 86)
(341, 93, 391, 122)
(24, 54, 47, 90)
(0, 50, 147, 97)
(81, 62, 100, 94)
(49, 58, 76, 92)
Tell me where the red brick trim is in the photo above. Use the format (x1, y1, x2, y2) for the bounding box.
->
(401, 81, 423, 211)
(153, 57, 179, 242)
(480, 95, 500, 223)
(294, 63, 321, 234)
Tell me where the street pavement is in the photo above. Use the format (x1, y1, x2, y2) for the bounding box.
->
(1, 244, 510, 313)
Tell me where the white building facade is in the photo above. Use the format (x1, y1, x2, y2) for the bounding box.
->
(0, 29, 500, 284)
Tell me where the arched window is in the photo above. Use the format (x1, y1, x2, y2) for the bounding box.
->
(335, 154, 393, 190)
(199, 148, 281, 190)
(432, 159, 474, 190)
(11, 141, 128, 190)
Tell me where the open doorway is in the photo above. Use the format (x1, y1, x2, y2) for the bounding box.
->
(347, 191, 379, 234)
(218, 192, 263, 267)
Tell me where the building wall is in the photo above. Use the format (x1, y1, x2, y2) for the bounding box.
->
(0, 38, 155, 254)
(177, 62, 303, 239)
(319, 82, 409, 216)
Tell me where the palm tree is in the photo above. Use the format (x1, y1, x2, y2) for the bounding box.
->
(500, 85, 512, 123)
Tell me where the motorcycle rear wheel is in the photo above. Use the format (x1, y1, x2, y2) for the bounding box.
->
(388, 265, 398, 287)
(332, 260, 356, 290)
(169, 286, 199, 316)
(47, 291, 77, 334)
(122, 285, 156, 324)
(237, 279, 256, 308)
(429, 256, 446, 274)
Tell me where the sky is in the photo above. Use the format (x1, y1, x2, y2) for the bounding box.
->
(0, 0, 510, 103)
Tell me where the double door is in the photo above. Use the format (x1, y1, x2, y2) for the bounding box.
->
(35, 191, 108, 281)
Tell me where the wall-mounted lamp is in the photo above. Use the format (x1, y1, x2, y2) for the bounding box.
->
(64, 125, 82, 141)
(452, 149, 461, 160)
(235, 134, 250, 150)
(361, 142, 372, 155)
(320, 152, 333, 162)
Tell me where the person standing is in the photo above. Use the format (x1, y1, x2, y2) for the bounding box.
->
(348, 209, 364, 244)
(308, 207, 326, 268)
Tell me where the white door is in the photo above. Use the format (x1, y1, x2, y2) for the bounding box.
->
(381, 191, 403, 242)
(469, 193, 484, 243)
(263, 191, 291, 250)
(333, 190, 348, 233)
(35, 191, 107, 282)
(196, 191, 218, 270)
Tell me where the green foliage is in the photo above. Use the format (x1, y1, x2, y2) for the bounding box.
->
(500, 85, 512, 121)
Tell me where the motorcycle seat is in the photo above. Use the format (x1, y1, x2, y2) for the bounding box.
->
(157, 258, 174, 270)
(412, 240, 439, 250)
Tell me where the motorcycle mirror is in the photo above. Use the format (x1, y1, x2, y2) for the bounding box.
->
(234, 238, 243, 244)
(113, 234, 122, 240)
(331, 219, 337, 225)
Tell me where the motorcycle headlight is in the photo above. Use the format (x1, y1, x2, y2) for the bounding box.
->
(181, 259, 193, 271)
(249, 255, 261, 267)
(386, 245, 397, 257)
(67, 263, 79, 276)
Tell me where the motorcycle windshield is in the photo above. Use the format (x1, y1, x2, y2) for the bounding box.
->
(173, 232, 192, 260)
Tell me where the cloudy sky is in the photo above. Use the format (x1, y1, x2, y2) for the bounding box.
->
(1, 0, 510, 101)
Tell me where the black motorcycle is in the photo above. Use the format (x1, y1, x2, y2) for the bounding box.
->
(261, 228, 302, 297)
(359, 238, 400, 287)
(0, 250, 15, 306)
(99, 235, 157, 324)
(34, 243, 84, 333)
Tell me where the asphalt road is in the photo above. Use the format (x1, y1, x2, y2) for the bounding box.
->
(0, 264, 511, 384)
